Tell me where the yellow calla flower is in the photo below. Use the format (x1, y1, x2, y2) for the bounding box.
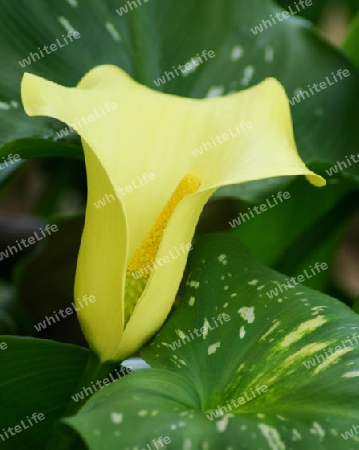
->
(21, 65, 325, 362)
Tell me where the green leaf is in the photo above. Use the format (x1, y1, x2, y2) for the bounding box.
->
(64, 234, 359, 449)
(0, 337, 88, 449)
(276, 0, 334, 24)
(64, 369, 202, 449)
(0, 138, 83, 161)
(343, 10, 359, 69)
(230, 163, 358, 274)
(225, 162, 358, 297)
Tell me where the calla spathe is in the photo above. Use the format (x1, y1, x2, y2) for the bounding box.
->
(21, 65, 325, 362)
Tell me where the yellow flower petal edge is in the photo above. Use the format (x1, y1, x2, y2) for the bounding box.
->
(21, 65, 325, 362)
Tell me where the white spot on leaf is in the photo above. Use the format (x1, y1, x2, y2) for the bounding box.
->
(258, 424, 285, 450)
(240, 65, 255, 86)
(57, 16, 79, 34)
(182, 57, 201, 76)
(216, 414, 232, 432)
(230, 45, 243, 61)
(265, 46, 274, 62)
(310, 422, 325, 438)
(184, 438, 192, 450)
(65, 0, 78, 7)
(207, 86, 224, 98)
(343, 370, 359, 378)
(111, 412, 123, 424)
(105, 21, 122, 41)
(0, 102, 11, 110)
(188, 296, 195, 306)
(208, 342, 220, 355)
(176, 329, 187, 340)
(239, 326, 246, 339)
(238, 306, 255, 324)
(218, 254, 228, 265)
(292, 429, 302, 440)
(202, 318, 211, 339)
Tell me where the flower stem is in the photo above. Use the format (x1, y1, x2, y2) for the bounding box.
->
(46, 351, 119, 450)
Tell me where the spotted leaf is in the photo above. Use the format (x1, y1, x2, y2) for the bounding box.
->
(64, 234, 359, 449)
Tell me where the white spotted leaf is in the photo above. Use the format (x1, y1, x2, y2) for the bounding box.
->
(64, 234, 359, 449)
